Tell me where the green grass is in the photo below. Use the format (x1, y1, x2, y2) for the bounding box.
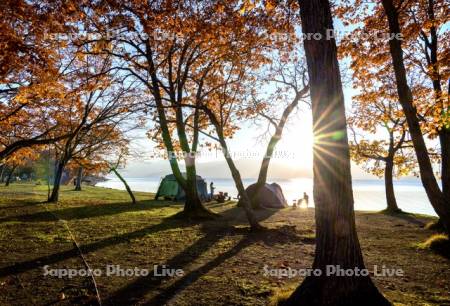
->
(416, 234, 450, 258)
(424, 220, 446, 232)
(268, 283, 297, 306)
(0, 182, 449, 306)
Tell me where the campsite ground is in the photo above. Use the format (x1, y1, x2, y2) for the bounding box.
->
(0, 183, 449, 306)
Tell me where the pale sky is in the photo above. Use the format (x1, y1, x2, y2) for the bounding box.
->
(121, 85, 379, 180)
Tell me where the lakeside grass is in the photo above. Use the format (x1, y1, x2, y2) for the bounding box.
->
(0, 183, 449, 305)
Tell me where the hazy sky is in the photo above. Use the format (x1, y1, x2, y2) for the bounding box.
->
(122, 85, 379, 180)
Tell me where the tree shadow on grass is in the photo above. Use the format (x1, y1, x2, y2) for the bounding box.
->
(0, 205, 276, 279)
(0, 202, 290, 306)
(0, 199, 182, 223)
(381, 210, 426, 227)
(0, 214, 194, 278)
(144, 225, 314, 306)
(104, 209, 309, 306)
(0, 199, 42, 210)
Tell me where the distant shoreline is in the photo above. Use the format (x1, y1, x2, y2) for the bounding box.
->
(96, 177, 438, 217)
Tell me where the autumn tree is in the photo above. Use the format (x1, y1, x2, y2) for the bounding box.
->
(244, 51, 309, 208)
(46, 43, 139, 202)
(0, 1, 81, 161)
(1, 148, 38, 186)
(348, 79, 415, 212)
(48, 89, 136, 202)
(0, 79, 73, 162)
(68, 125, 131, 194)
(82, 0, 295, 223)
(157, 1, 300, 227)
(405, 0, 450, 200)
(0, 0, 75, 80)
(381, 0, 449, 232)
(284, 0, 390, 304)
(0, 164, 5, 183)
(190, 60, 265, 229)
(82, 0, 237, 219)
(338, 0, 450, 232)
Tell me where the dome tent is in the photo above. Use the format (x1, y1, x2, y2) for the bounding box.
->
(239, 182, 288, 209)
(154, 174, 209, 202)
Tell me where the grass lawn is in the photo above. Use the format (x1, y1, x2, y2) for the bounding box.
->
(0, 183, 449, 305)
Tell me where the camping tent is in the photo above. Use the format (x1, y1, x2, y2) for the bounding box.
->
(154, 174, 209, 202)
(239, 182, 288, 208)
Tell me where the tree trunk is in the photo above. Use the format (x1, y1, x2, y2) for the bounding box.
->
(173, 87, 211, 218)
(437, 76, 450, 203)
(202, 104, 262, 229)
(75, 166, 83, 191)
(423, 0, 449, 226)
(439, 130, 450, 199)
(182, 159, 212, 217)
(48, 160, 65, 203)
(219, 144, 263, 230)
(252, 93, 304, 208)
(252, 135, 281, 208)
(285, 0, 390, 305)
(146, 58, 211, 219)
(183, 98, 208, 214)
(384, 158, 400, 213)
(5, 165, 17, 187)
(381, 0, 450, 233)
(0, 165, 5, 183)
(111, 168, 136, 204)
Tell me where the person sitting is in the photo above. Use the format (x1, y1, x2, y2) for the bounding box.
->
(217, 191, 226, 203)
(224, 192, 231, 201)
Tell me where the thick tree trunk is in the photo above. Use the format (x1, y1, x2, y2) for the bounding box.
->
(173, 94, 211, 217)
(75, 167, 83, 191)
(111, 168, 136, 204)
(5, 165, 17, 187)
(381, 0, 450, 233)
(285, 0, 390, 305)
(384, 158, 400, 213)
(146, 59, 212, 219)
(182, 160, 212, 217)
(48, 160, 65, 203)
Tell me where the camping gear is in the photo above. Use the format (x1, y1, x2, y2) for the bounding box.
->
(239, 182, 288, 208)
(215, 192, 231, 203)
(155, 174, 209, 202)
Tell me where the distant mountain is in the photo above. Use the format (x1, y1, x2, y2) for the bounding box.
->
(119, 158, 378, 180)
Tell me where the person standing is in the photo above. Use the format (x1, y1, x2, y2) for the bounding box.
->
(209, 182, 215, 200)
(303, 192, 309, 208)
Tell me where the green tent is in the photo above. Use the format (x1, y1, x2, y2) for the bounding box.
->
(155, 174, 209, 202)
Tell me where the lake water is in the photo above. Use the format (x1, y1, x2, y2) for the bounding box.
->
(97, 176, 437, 216)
